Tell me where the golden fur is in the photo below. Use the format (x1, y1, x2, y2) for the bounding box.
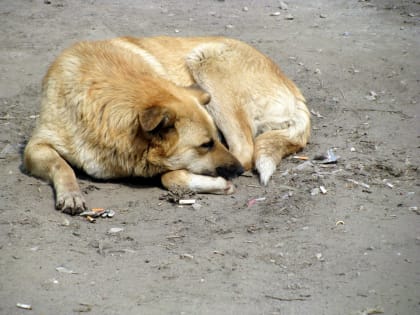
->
(24, 36, 310, 214)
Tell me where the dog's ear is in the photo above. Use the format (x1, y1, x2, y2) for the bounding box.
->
(185, 84, 211, 105)
(139, 106, 176, 133)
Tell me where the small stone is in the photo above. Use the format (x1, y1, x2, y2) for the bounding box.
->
(108, 227, 124, 234)
(311, 187, 320, 196)
(270, 12, 281, 16)
(384, 182, 394, 189)
(366, 91, 378, 101)
(180, 253, 194, 260)
(409, 206, 419, 215)
(319, 14, 327, 18)
(56, 266, 77, 274)
(285, 14, 294, 20)
(192, 203, 202, 210)
(225, 24, 234, 29)
(0, 143, 18, 159)
(243, 6, 249, 12)
(295, 160, 313, 171)
(61, 218, 70, 226)
(279, 1, 288, 10)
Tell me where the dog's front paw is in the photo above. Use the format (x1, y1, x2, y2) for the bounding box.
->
(224, 180, 235, 194)
(56, 191, 87, 215)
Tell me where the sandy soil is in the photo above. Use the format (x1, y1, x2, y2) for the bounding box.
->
(0, 0, 419, 314)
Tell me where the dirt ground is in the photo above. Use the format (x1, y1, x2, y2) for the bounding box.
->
(0, 0, 419, 314)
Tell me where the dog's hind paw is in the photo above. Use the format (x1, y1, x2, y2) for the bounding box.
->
(56, 191, 87, 215)
(255, 155, 276, 186)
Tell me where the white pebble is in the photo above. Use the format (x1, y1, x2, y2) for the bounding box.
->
(108, 227, 124, 234)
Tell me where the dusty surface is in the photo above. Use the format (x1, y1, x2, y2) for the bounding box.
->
(0, 0, 419, 314)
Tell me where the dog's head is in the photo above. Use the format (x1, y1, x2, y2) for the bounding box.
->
(139, 86, 244, 179)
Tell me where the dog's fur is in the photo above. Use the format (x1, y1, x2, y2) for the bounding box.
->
(24, 36, 310, 214)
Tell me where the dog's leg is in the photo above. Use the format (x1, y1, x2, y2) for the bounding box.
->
(253, 130, 304, 186)
(161, 170, 235, 194)
(24, 141, 86, 214)
(255, 96, 311, 185)
(211, 107, 255, 171)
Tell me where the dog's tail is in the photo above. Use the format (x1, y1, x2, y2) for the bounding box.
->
(254, 99, 310, 185)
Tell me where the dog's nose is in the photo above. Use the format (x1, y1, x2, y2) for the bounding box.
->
(216, 164, 244, 179)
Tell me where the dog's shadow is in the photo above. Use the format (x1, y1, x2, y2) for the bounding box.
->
(73, 168, 163, 192)
(80, 171, 161, 189)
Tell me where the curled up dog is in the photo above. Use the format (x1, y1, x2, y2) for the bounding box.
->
(24, 36, 310, 214)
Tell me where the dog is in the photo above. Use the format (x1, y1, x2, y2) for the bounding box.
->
(24, 36, 310, 214)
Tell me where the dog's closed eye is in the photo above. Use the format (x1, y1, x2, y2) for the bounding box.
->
(200, 139, 214, 149)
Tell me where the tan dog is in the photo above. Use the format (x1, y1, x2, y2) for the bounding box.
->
(24, 36, 310, 214)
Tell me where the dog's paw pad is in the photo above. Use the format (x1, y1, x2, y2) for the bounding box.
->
(56, 191, 86, 215)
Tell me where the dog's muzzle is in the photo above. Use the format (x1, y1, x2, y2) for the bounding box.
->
(216, 164, 244, 179)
